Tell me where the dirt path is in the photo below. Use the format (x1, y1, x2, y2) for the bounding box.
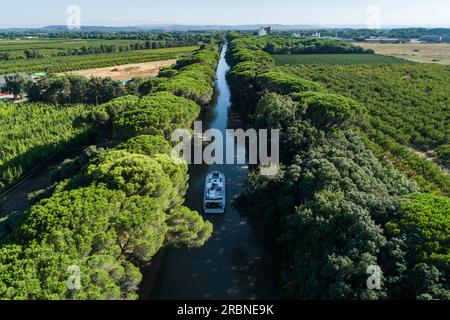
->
(60, 59, 177, 80)
(354, 42, 450, 65)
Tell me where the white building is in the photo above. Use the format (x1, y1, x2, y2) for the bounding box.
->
(258, 27, 271, 37)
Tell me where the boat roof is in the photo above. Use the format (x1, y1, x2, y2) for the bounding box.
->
(205, 172, 225, 201)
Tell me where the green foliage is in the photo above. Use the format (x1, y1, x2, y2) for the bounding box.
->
(261, 37, 373, 55)
(273, 54, 409, 65)
(281, 63, 450, 148)
(85, 150, 172, 198)
(255, 92, 296, 122)
(140, 47, 219, 105)
(394, 193, 449, 265)
(1, 185, 161, 299)
(436, 145, 450, 166)
(385, 193, 450, 299)
(28, 75, 127, 105)
(256, 71, 322, 95)
(166, 206, 213, 248)
(0, 46, 198, 74)
(0, 43, 220, 300)
(0, 138, 212, 299)
(0, 102, 91, 189)
(3, 74, 30, 98)
(277, 51, 450, 195)
(117, 135, 172, 157)
(113, 91, 200, 140)
(227, 35, 449, 300)
(235, 118, 418, 299)
(50, 145, 105, 183)
(138, 77, 169, 96)
(91, 95, 140, 122)
(299, 92, 366, 131)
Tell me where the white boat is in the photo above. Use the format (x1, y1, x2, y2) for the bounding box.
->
(203, 171, 226, 214)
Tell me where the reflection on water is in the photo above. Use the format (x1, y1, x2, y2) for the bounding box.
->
(142, 44, 280, 300)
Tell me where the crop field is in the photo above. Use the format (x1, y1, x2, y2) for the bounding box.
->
(0, 38, 186, 58)
(280, 63, 450, 193)
(273, 53, 409, 65)
(0, 46, 198, 74)
(354, 42, 450, 65)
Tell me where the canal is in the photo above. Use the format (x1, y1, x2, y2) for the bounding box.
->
(141, 44, 280, 300)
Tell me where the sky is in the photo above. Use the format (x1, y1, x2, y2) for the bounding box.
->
(0, 0, 449, 28)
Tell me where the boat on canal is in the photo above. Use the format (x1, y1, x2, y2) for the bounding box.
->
(203, 171, 226, 214)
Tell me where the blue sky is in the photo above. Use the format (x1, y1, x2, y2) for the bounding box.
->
(1, 0, 449, 28)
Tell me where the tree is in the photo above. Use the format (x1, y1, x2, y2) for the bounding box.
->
(256, 71, 321, 95)
(300, 92, 366, 131)
(4, 74, 29, 99)
(24, 49, 44, 59)
(117, 135, 172, 157)
(85, 150, 172, 198)
(113, 91, 200, 140)
(436, 145, 450, 166)
(166, 206, 213, 248)
(86, 77, 126, 105)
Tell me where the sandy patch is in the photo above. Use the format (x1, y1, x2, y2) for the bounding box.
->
(61, 59, 177, 80)
(354, 42, 450, 65)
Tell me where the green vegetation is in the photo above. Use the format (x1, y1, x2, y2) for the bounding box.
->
(255, 71, 322, 95)
(299, 92, 366, 131)
(139, 46, 220, 105)
(256, 36, 374, 54)
(280, 63, 450, 194)
(0, 45, 220, 299)
(227, 34, 449, 300)
(28, 75, 127, 105)
(273, 54, 409, 65)
(3, 74, 29, 98)
(113, 92, 200, 140)
(437, 145, 450, 166)
(0, 38, 200, 60)
(385, 193, 450, 299)
(274, 28, 450, 41)
(0, 102, 91, 190)
(0, 46, 197, 74)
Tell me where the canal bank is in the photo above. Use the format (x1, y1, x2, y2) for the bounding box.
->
(140, 44, 280, 300)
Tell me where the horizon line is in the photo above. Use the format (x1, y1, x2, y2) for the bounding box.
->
(1, 23, 450, 30)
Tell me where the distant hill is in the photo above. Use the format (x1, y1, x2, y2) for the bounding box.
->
(0, 24, 322, 33)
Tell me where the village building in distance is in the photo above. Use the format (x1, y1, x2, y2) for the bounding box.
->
(258, 27, 272, 37)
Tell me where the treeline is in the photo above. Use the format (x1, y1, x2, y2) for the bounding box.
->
(28, 76, 127, 105)
(137, 44, 219, 105)
(0, 49, 45, 61)
(0, 45, 220, 299)
(0, 31, 226, 43)
(265, 38, 373, 55)
(226, 34, 449, 300)
(234, 35, 374, 55)
(276, 28, 450, 40)
(53, 40, 198, 57)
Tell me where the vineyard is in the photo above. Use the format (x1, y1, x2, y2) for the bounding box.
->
(0, 102, 91, 190)
(0, 37, 200, 58)
(279, 63, 450, 194)
(0, 46, 198, 74)
(273, 54, 410, 65)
